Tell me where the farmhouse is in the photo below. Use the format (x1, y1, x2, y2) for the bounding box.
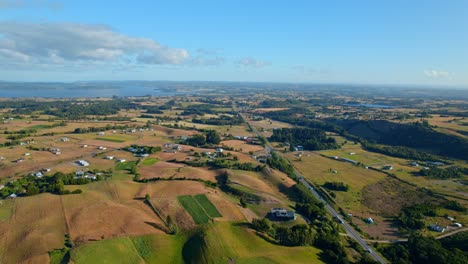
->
(32, 171, 44, 178)
(428, 224, 446, 232)
(117, 159, 126, 163)
(269, 208, 296, 221)
(341, 157, 358, 165)
(365, 217, 374, 224)
(7, 193, 17, 199)
(426, 161, 444, 166)
(98, 146, 107, 150)
(383, 165, 393, 170)
(453, 223, 462, 228)
(49, 148, 61, 155)
(215, 148, 224, 153)
(76, 160, 90, 166)
(105, 156, 115, 160)
(60, 137, 69, 142)
(97, 131, 105, 136)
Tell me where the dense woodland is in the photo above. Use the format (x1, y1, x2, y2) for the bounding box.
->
(269, 127, 339, 151)
(381, 233, 467, 264)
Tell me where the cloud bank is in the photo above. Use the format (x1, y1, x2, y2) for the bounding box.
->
(236, 57, 271, 68)
(0, 22, 189, 68)
(424, 69, 453, 79)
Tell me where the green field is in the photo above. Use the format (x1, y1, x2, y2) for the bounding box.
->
(141, 157, 159, 166)
(71, 234, 185, 264)
(177, 195, 210, 224)
(194, 194, 222, 218)
(115, 161, 137, 171)
(96, 137, 126, 143)
(71, 236, 142, 264)
(28, 124, 52, 130)
(186, 222, 323, 264)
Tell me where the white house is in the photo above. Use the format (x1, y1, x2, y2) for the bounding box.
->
(97, 131, 105, 136)
(215, 148, 224, 153)
(105, 156, 115, 160)
(33, 171, 44, 178)
(98, 146, 107, 150)
(77, 160, 90, 166)
(60, 137, 69, 142)
(82, 145, 88, 148)
(7, 193, 17, 199)
(117, 159, 126, 163)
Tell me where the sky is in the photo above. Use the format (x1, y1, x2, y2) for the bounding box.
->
(0, 0, 467, 87)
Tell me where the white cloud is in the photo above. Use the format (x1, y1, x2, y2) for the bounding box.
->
(188, 48, 225, 66)
(424, 69, 453, 79)
(235, 57, 271, 68)
(0, 22, 189, 69)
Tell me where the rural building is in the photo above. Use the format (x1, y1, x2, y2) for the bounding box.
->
(15, 158, 25, 163)
(7, 193, 17, 199)
(411, 162, 419, 167)
(341, 157, 358, 165)
(117, 159, 126, 163)
(98, 146, 107, 150)
(0, 185, 4, 190)
(105, 156, 115, 160)
(60, 137, 69, 142)
(365, 217, 374, 224)
(294, 146, 304, 151)
(97, 132, 105, 135)
(269, 208, 296, 221)
(426, 161, 444, 166)
(453, 223, 462, 228)
(76, 160, 90, 166)
(82, 145, 88, 148)
(428, 224, 446, 232)
(215, 148, 224, 153)
(383, 165, 393, 170)
(0, 156, 5, 160)
(33, 171, 44, 178)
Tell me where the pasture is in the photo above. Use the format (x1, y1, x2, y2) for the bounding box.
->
(177, 195, 211, 224)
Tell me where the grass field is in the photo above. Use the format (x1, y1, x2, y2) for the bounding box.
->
(71, 236, 143, 264)
(28, 124, 53, 130)
(177, 195, 211, 224)
(194, 194, 222, 218)
(115, 160, 137, 171)
(199, 222, 323, 264)
(71, 234, 186, 264)
(95, 137, 126, 143)
(141, 157, 159, 166)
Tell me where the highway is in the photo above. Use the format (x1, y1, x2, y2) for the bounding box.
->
(234, 103, 386, 263)
(297, 175, 386, 263)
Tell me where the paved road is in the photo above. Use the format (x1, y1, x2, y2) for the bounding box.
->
(297, 175, 386, 263)
(234, 103, 387, 263)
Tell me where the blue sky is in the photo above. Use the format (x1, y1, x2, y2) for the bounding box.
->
(0, 0, 467, 86)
